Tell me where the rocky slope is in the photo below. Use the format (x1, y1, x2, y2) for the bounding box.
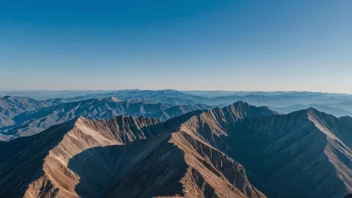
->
(166, 104, 352, 198)
(226, 109, 352, 198)
(0, 113, 264, 198)
(1, 101, 351, 198)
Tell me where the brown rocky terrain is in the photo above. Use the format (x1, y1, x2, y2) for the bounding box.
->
(0, 113, 264, 198)
(1, 101, 351, 198)
(165, 104, 352, 198)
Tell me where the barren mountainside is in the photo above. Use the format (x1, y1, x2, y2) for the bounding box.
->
(169, 106, 352, 198)
(161, 103, 352, 198)
(0, 101, 351, 198)
(0, 113, 264, 198)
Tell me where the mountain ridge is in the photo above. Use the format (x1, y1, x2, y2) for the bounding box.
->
(160, 105, 352, 198)
(0, 97, 209, 140)
(0, 104, 266, 198)
(0, 102, 351, 198)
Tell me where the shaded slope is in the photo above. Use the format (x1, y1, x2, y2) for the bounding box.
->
(0, 116, 162, 197)
(0, 112, 263, 198)
(66, 130, 264, 198)
(165, 104, 352, 198)
(225, 109, 352, 198)
(165, 101, 277, 145)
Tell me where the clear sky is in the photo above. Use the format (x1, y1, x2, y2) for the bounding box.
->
(1, 0, 351, 93)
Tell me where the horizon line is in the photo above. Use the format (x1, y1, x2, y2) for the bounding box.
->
(1, 89, 352, 95)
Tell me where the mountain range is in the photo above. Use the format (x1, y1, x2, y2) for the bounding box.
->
(0, 96, 50, 131)
(0, 97, 209, 140)
(272, 103, 352, 117)
(3, 90, 352, 116)
(0, 101, 351, 198)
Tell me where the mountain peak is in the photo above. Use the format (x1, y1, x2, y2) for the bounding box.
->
(223, 101, 277, 119)
(233, 100, 251, 106)
(110, 96, 120, 102)
(75, 116, 88, 122)
(307, 106, 319, 112)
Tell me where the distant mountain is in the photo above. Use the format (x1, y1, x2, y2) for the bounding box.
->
(68, 89, 210, 105)
(0, 96, 49, 117)
(0, 96, 49, 127)
(182, 90, 241, 97)
(0, 97, 209, 140)
(212, 92, 352, 107)
(44, 97, 80, 105)
(329, 101, 352, 113)
(273, 103, 352, 117)
(0, 90, 114, 100)
(147, 104, 209, 121)
(3, 90, 352, 112)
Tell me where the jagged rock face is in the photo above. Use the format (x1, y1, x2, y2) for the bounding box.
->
(164, 104, 352, 198)
(170, 131, 264, 198)
(191, 110, 352, 197)
(0, 112, 264, 198)
(224, 109, 352, 198)
(165, 101, 277, 146)
(0, 116, 163, 197)
(65, 131, 264, 198)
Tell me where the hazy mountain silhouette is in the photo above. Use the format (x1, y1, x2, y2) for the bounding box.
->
(273, 103, 352, 117)
(0, 97, 209, 140)
(0, 96, 50, 127)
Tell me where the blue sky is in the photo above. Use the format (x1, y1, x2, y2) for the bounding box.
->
(1, 0, 351, 93)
